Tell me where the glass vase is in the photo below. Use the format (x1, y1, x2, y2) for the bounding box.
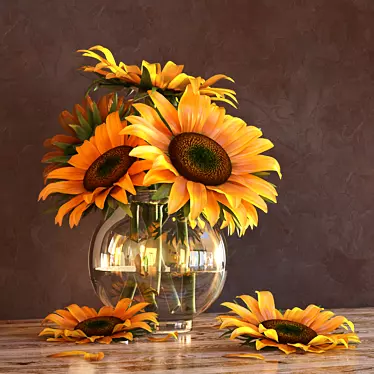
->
(89, 190, 227, 333)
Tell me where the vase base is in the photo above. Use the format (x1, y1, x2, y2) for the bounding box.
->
(154, 319, 192, 334)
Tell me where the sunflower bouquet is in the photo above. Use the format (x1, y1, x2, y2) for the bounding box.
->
(38, 45, 281, 318)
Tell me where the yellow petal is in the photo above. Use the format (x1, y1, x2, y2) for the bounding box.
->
(122, 302, 149, 319)
(129, 145, 165, 161)
(263, 328, 279, 342)
(66, 304, 88, 323)
(256, 291, 277, 321)
(187, 181, 207, 220)
(168, 177, 189, 214)
(143, 169, 176, 185)
(46, 167, 86, 181)
(149, 90, 181, 134)
(148, 332, 178, 342)
(221, 302, 259, 325)
(256, 339, 296, 355)
(223, 353, 264, 360)
(236, 295, 263, 322)
(230, 326, 263, 339)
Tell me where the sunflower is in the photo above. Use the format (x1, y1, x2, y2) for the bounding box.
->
(39, 298, 158, 344)
(218, 291, 360, 354)
(42, 93, 131, 183)
(78, 45, 237, 107)
(39, 111, 150, 228)
(121, 84, 280, 234)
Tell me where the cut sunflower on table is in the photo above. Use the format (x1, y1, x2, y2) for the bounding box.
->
(77, 45, 237, 107)
(39, 110, 149, 227)
(217, 291, 360, 354)
(121, 82, 280, 235)
(39, 298, 158, 344)
(42, 93, 131, 183)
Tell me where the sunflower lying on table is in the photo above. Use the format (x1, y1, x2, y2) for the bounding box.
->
(39, 298, 158, 344)
(218, 291, 360, 354)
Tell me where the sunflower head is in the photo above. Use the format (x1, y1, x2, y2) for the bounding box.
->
(122, 85, 281, 235)
(39, 111, 150, 228)
(39, 298, 158, 344)
(77, 45, 237, 107)
(42, 93, 131, 183)
(218, 291, 360, 354)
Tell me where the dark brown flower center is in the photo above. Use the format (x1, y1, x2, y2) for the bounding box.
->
(83, 145, 135, 191)
(75, 316, 123, 336)
(168, 132, 231, 186)
(262, 319, 317, 345)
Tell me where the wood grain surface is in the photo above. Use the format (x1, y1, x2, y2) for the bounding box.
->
(0, 309, 372, 373)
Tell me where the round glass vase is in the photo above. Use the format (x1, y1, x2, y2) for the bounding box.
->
(89, 190, 227, 333)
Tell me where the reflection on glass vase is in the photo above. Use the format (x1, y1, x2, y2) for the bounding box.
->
(89, 190, 227, 333)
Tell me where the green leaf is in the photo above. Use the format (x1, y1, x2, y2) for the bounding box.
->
(69, 124, 90, 141)
(139, 65, 153, 90)
(76, 110, 92, 134)
(109, 93, 118, 113)
(117, 202, 133, 217)
(252, 172, 270, 177)
(91, 102, 102, 127)
(52, 142, 73, 151)
(261, 196, 276, 204)
(152, 184, 172, 201)
(42, 155, 71, 164)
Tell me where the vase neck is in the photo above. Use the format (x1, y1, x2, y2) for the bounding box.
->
(131, 190, 167, 205)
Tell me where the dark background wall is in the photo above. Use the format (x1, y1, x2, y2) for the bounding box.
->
(1, 0, 374, 319)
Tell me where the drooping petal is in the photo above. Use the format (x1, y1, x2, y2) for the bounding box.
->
(143, 169, 177, 186)
(168, 176, 190, 214)
(55, 195, 85, 226)
(39, 181, 86, 201)
(187, 182, 207, 220)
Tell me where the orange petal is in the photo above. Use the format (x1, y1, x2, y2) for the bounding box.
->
(95, 122, 113, 154)
(122, 302, 149, 319)
(94, 187, 112, 209)
(106, 111, 124, 147)
(98, 306, 114, 316)
(76, 140, 101, 165)
(132, 103, 172, 137)
(149, 90, 181, 134)
(186, 182, 207, 220)
(39, 181, 86, 200)
(127, 160, 153, 175)
(256, 291, 277, 321)
(69, 201, 90, 228)
(168, 176, 189, 214)
(113, 298, 132, 318)
(223, 353, 264, 360)
(46, 167, 86, 181)
(115, 173, 136, 194)
(66, 304, 88, 323)
(143, 169, 176, 186)
(204, 190, 220, 227)
(48, 350, 105, 361)
(55, 195, 84, 226)
(148, 332, 178, 342)
(110, 186, 128, 204)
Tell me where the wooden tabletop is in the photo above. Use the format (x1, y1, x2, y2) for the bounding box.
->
(0, 309, 372, 373)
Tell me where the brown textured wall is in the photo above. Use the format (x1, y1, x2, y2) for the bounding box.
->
(1, 0, 374, 319)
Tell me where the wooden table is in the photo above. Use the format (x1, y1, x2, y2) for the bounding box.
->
(0, 309, 372, 373)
